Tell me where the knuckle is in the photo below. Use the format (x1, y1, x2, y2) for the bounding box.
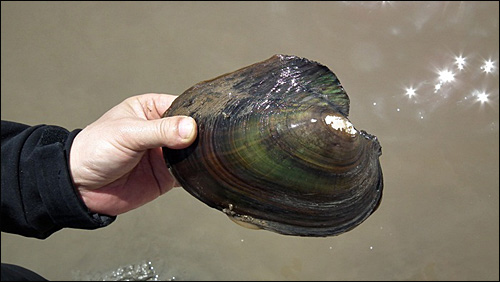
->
(158, 117, 180, 146)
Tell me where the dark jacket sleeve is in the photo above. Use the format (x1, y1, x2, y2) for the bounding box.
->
(1, 120, 115, 239)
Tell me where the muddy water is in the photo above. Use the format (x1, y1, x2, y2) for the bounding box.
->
(1, 2, 498, 280)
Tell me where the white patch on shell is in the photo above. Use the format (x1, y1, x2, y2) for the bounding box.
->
(324, 115, 357, 135)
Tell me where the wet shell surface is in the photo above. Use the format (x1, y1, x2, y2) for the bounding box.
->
(162, 54, 383, 237)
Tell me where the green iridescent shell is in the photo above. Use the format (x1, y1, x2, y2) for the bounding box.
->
(162, 55, 383, 237)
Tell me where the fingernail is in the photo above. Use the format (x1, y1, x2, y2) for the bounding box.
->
(179, 117, 195, 140)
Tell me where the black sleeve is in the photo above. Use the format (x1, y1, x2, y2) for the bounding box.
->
(1, 120, 115, 239)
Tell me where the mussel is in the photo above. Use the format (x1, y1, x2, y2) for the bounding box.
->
(162, 54, 383, 237)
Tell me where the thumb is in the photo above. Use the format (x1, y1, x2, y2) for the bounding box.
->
(126, 116, 197, 150)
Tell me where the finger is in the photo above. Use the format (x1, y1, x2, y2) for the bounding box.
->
(124, 116, 197, 150)
(133, 93, 180, 118)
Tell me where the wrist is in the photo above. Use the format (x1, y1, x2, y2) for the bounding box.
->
(68, 131, 84, 190)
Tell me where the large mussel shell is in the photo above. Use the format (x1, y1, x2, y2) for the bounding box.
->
(162, 54, 383, 237)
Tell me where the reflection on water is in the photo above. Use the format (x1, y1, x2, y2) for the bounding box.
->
(1, 1, 499, 281)
(403, 53, 497, 106)
(73, 261, 159, 281)
(397, 49, 498, 123)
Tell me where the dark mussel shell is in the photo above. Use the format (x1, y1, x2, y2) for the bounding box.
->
(162, 54, 383, 237)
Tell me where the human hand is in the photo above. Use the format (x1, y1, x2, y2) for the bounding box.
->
(69, 93, 197, 216)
